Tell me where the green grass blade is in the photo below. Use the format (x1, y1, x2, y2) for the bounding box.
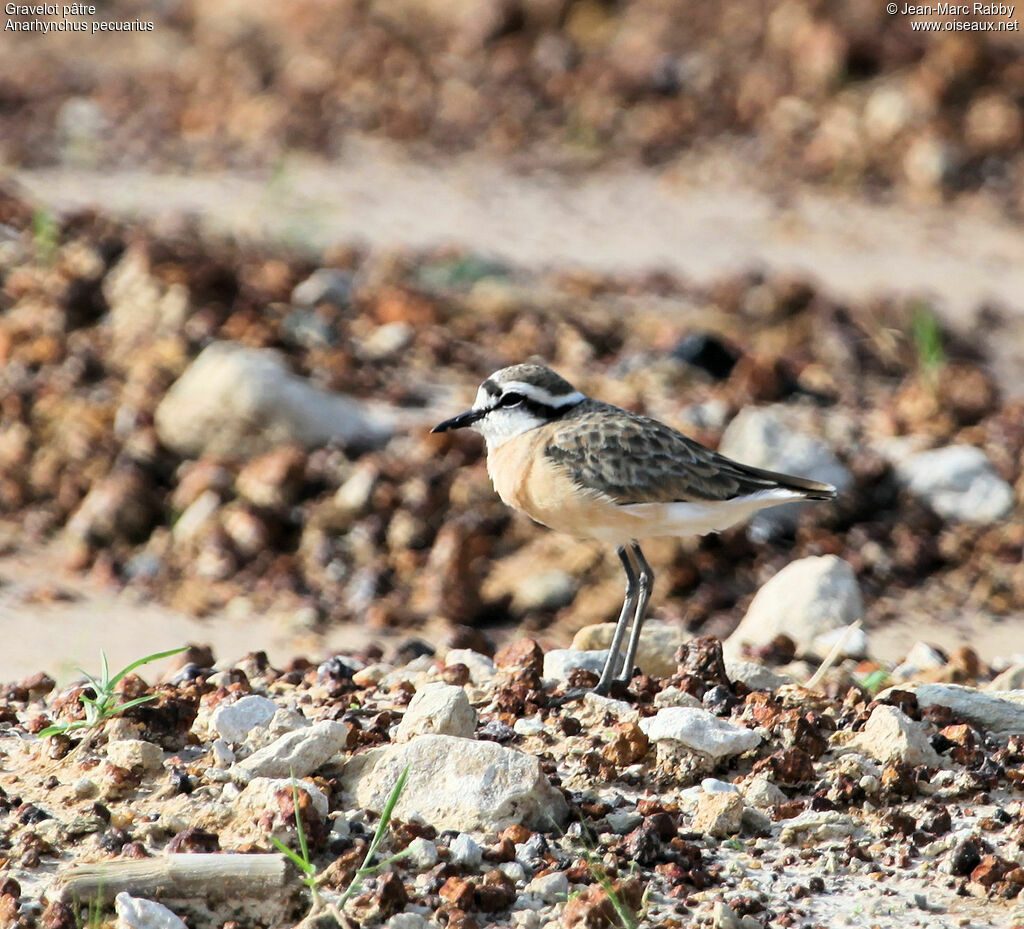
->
(99, 650, 111, 690)
(107, 646, 188, 690)
(106, 695, 159, 715)
(270, 837, 316, 877)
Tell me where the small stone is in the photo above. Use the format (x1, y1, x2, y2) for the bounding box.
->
(444, 649, 496, 684)
(639, 708, 761, 759)
(341, 735, 568, 832)
(525, 871, 568, 903)
(513, 716, 545, 737)
(653, 687, 703, 709)
(210, 695, 279, 744)
(847, 705, 942, 767)
(211, 739, 235, 768)
(155, 342, 393, 458)
(725, 659, 792, 692)
(542, 649, 608, 682)
(105, 740, 163, 774)
(114, 892, 186, 929)
(892, 642, 947, 682)
(740, 776, 787, 809)
(384, 914, 430, 929)
(404, 837, 439, 870)
(988, 665, 1024, 691)
(605, 810, 643, 834)
(291, 268, 354, 309)
(894, 445, 1014, 524)
(571, 620, 687, 677)
(711, 901, 743, 929)
(395, 683, 477, 742)
(718, 406, 850, 539)
(725, 556, 863, 659)
(512, 570, 576, 612)
(779, 811, 860, 845)
(449, 833, 483, 869)
(231, 720, 350, 782)
(692, 791, 744, 838)
(701, 778, 740, 794)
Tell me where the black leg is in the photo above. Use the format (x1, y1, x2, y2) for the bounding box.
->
(615, 542, 654, 684)
(592, 545, 639, 696)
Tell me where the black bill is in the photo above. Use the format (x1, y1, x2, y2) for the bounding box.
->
(431, 408, 486, 433)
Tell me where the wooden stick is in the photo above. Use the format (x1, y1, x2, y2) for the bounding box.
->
(50, 854, 293, 905)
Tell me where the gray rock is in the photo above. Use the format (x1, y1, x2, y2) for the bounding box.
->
(291, 268, 354, 309)
(876, 683, 1024, 738)
(384, 916, 431, 929)
(988, 665, 1024, 691)
(512, 569, 576, 612)
(542, 648, 608, 682)
(155, 342, 393, 458)
(526, 870, 568, 903)
(894, 445, 1014, 524)
(639, 708, 761, 759)
(341, 734, 568, 832)
(725, 659, 792, 692)
(724, 555, 863, 659)
(571, 619, 688, 677)
(211, 695, 279, 744)
(847, 705, 942, 768)
(653, 686, 704, 709)
(448, 833, 483, 869)
(718, 406, 850, 539)
(605, 810, 643, 834)
(115, 893, 186, 929)
(779, 811, 860, 845)
(395, 683, 477, 742)
(404, 837, 439, 870)
(106, 739, 164, 774)
(231, 720, 349, 782)
(740, 776, 787, 810)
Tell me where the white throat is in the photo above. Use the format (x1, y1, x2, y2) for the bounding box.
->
(476, 408, 546, 451)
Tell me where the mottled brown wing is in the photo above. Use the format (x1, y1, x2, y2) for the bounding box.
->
(543, 402, 835, 504)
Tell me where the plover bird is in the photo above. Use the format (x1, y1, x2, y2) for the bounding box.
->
(433, 364, 837, 696)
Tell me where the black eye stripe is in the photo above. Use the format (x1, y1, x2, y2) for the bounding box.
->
(497, 391, 525, 407)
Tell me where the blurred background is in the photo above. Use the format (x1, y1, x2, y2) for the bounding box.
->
(0, 0, 1022, 683)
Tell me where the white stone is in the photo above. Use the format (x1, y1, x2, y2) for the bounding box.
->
(211, 695, 280, 743)
(892, 642, 947, 682)
(384, 916, 430, 929)
(542, 648, 608, 682)
(653, 687, 703, 709)
(725, 555, 863, 659)
(404, 837, 439, 870)
(498, 861, 527, 884)
(105, 739, 164, 774)
(701, 778, 740, 795)
(444, 649, 496, 684)
(894, 445, 1014, 524)
(639, 708, 761, 759)
(155, 342, 393, 458)
(210, 739, 235, 768)
(514, 716, 545, 737)
(341, 734, 568, 832)
(526, 870, 569, 903)
(571, 619, 688, 677)
(740, 776, 787, 810)
(779, 811, 860, 845)
(718, 406, 850, 538)
(395, 683, 477, 742)
(115, 893, 187, 929)
(724, 659, 792, 692)
(877, 683, 1024, 738)
(448, 833, 483, 869)
(847, 705, 942, 768)
(231, 720, 349, 782)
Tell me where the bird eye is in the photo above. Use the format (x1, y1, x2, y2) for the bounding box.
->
(499, 392, 525, 407)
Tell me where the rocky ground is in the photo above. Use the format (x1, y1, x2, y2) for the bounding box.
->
(1, 632, 1023, 929)
(1, 174, 1023, 927)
